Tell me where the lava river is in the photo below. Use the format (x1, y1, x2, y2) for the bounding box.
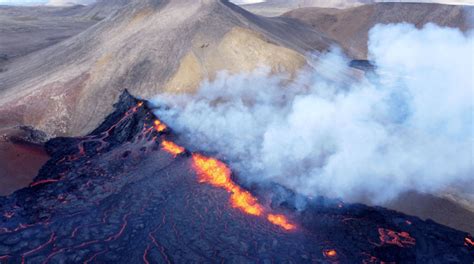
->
(0, 91, 472, 263)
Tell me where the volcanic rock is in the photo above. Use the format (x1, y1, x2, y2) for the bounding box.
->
(0, 91, 472, 263)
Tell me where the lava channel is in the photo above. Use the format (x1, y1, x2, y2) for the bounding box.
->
(191, 153, 296, 230)
(161, 140, 185, 157)
(153, 132, 296, 231)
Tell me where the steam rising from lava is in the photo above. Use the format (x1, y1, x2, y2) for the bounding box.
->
(152, 24, 474, 204)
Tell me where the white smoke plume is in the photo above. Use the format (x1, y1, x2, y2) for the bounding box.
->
(152, 23, 474, 204)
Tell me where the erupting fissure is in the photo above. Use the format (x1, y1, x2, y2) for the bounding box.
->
(267, 214, 297, 231)
(161, 140, 185, 156)
(154, 120, 167, 132)
(192, 154, 264, 217)
(151, 117, 295, 231)
(192, 153, 295, 230)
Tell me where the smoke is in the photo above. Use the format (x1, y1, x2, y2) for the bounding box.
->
(152, 23, 473, 204)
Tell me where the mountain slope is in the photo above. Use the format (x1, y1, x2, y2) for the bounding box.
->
(0, 5, 96, 66)
(0, 0, 332, 138)
(283, 2, 473, 58)
(239, 0, 474, 16)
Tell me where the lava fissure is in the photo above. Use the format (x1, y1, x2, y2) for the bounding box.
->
(191, 153, 296, 230)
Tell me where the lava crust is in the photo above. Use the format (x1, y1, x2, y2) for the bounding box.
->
(0, 91, 472, 263)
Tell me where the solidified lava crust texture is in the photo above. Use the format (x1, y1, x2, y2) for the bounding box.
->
(0, 91, 473, 263)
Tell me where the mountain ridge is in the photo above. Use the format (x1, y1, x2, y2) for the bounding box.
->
(0, 0, 332, 137)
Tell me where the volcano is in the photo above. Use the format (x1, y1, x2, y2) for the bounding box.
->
(0, 91, 472, 263)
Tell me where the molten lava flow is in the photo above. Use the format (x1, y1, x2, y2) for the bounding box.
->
(323, 249, 337, 258)
(192, 154, 232, 188)
(191, 153, 297, 230)
(267, 214, 296, 231)
(157, 137, 295, 230)
(378, 228, 415, 247)
(229, 188, 262, 216)
(192, 154, 263, 216)
(154, 120, 167, 132)
(161, 140, 184, 156)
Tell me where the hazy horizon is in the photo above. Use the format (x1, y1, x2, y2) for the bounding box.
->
(1, 0, 473, 6)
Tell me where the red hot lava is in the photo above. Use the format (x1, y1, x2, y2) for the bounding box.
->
(323, 249, 338, 258)
(151, 127, 296, 231)
(191, 153, 295, 230)
(378, 228, 416, 247)
(154, 120, 167, 132)
(267, 214, 296, 231)
(161, 140, 185, 156)
(192, 153, 264, 216)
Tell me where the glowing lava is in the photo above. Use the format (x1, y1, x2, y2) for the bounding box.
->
(323, 249, 338, 258)
(267, 214, 296, 231)
(154, 120, 167, 132)
(191, 154, 296, 230)
(192, 154, 263, 216)
(161, 140, 185, 156)
(378, 228, 415, 247)
(155, 130, 295, 230)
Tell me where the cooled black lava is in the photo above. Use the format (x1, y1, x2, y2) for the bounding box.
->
(0, 91, 472, 263)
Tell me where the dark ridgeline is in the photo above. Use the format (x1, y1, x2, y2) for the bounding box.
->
(0, 91, 472, 263)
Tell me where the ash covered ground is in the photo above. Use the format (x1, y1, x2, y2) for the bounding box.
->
(0, 91, 472, 263)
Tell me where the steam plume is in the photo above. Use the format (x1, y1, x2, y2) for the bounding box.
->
(152, 23, 473, 204)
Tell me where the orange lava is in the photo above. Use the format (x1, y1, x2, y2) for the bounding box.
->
(192, 154, 263, 216)
(323, 249, 337, 258)
(378, 228, 415, 247)
(154, 120, 167, 132)
(158, 140, 296, 230)
(267, 214, 296, 231)
(161, 140, 184, 156)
